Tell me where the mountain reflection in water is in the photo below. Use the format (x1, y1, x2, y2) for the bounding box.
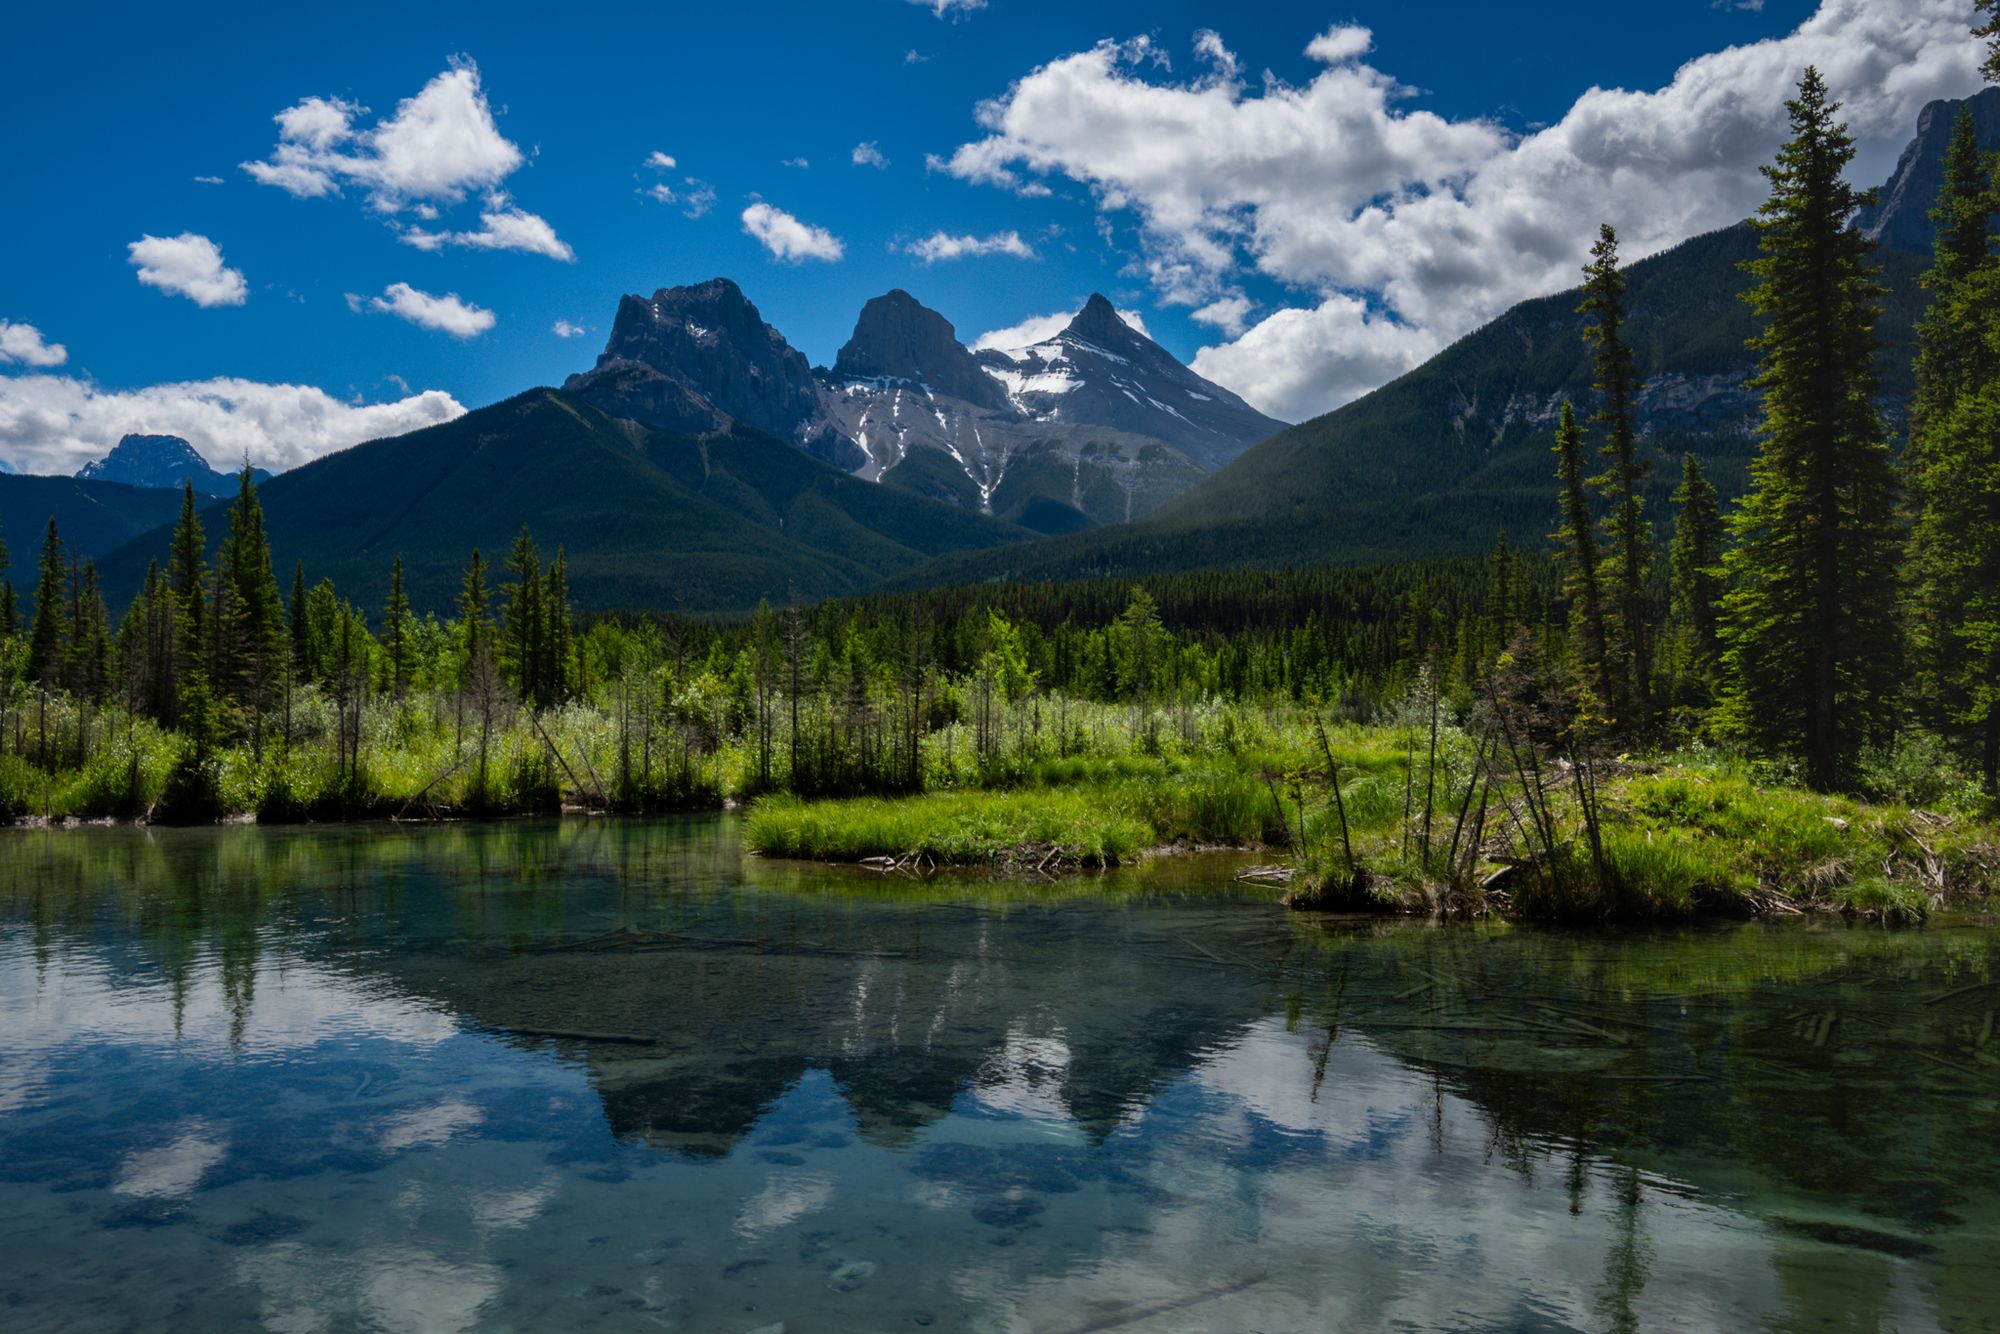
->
(1, 817, 1995, 1332)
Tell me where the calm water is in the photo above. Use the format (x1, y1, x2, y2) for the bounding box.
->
(1, 818, 1996, 1332)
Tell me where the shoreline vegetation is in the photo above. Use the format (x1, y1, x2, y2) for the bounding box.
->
(4, 69, 2000, 927)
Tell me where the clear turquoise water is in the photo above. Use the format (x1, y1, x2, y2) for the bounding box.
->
(1, 817, 1996, 1332)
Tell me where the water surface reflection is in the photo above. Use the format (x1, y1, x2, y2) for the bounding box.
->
(1, 818, 1994, 1331)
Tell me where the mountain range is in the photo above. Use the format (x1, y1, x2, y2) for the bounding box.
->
(7, 86, 1992, 615)
(566, 280, 1283, 533)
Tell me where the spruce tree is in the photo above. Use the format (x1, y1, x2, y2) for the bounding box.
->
(1579, 223, 1653, 726)
(1980, 0, 2000, 80)
(68, 561, 110, 703)
(543, 548, 572, 705)
(1718, 68, 1901, 789)
(1551, 400, 1613, 714)
(383, 556, 413, 697)
(28, 520, 67, 686)
(502, 527, 545, 706)
(458, 549, 493, 690)
(166, 480, 206, 677)
(289, 562, 310, 679)
(217, 470, 288, 748)
(1667, 454, 1725, 708)
(1908, 107, 2000, 788)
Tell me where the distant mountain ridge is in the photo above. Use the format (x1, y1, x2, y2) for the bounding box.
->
(74, 433, 266, 497)
(1858, 86, 2000, 254)
(570, 280, 1285, 533)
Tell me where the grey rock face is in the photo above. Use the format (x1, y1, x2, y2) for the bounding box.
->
(1858, 87, 2000, 255)
(565, 279, 829, 443)
(832, 290, 1011, 412)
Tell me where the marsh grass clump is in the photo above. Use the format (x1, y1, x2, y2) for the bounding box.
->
(745, 789, 1153, 869)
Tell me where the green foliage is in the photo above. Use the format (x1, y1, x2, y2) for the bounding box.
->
(1718, 69, 1902, 790)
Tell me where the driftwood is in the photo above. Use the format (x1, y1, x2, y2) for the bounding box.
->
(529, 712, 605, 809)
(396, 751, 469, 821)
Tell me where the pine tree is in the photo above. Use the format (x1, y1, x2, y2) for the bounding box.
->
(1668, 453, 1724, 679)
(167, 480, 206, 681)
(458, 549, 493, 691)
(289, 562, 310, 679)
(502, 527, 545, 707)
(1980, 0, 2000, 81)
(543, 548, 572, 705)
(27, 520, 67, 686)
(1551, 401, 1613, 714)
(1718, 68, 1901, 789)
(67, 561, 110, 703)
(1579, 223, 1653, 726)
(382, 556, 413, 697)
(216, 470, 288, 749)
(1908, 106, 2000, 788)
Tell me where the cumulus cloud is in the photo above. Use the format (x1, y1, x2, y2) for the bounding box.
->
(909, 0, 986, 17)
(127, 233, 249, 307)
(782, 156, 811, 169)
(940, 2, 1987, 420)
(243, 62, 521, 209)
(645, 151, 677, 171)
(0, 374, 464, 475)
(552, 319, 587, 338)
(852, 141, 889, 169)
(0, 320, 67, 368)
(242, 60, 570, 261)
(399, 195, 574, 260)
(353, 283, 495, 337)
(903, 230, 1035, 263)
(1189, 294, 1253, 336)
(971, 303, 1152, 351)
(741, 203, 845, 262)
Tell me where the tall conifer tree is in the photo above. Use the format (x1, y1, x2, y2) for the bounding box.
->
(1551, 401, 1613, 713)
(1667, 453, 1725, 704)
(1718, 68, 1900, 789)
(28, 520, 67, 686)
(383, 556, 413, 698)
(1579, 223, 1653, 726)
(1908, 107, 2000, 788)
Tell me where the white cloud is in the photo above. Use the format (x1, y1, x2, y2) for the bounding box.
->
(1189, 294, 1253, 336)
(782, 156, 811, 169)
(0, 320, 67, 368)
(971, 303, 1152, 351)
(740, 203, 845, 263)
(399, 195, 574, 260)
(643, 155, 716, 218)
(0, 374, 464, 475)
(243, 63, 522, 210)
(905, 50, 932, 65)
(852, 141, 889, 169)
(909, 0, 986, 17)
(193, 174, 225, 186)
(127, 233, 248, 308)
(903, 230, 1036, 263)
(552, 319, 587, 338)
(355, 282, 495, 337)
(1304, 25, 1373, 64)
(941, 2, 1987, 420)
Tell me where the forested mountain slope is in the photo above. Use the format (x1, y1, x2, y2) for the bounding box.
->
(96, 390, 1029, 614)
(894, 222, 1930, 589)
(0, 474, 184, 565)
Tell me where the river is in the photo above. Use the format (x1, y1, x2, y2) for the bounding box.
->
(1, 817, 1994, 1331)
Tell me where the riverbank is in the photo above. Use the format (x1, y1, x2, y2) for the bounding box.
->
(745, 752, 2000, 923)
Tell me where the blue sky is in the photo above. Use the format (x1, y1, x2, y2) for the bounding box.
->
(0, 0, 1986, 473)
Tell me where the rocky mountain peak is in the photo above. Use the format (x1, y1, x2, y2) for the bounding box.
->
(831, 289, 1010, 410)
(1858, 86, 2000, 255)
(565, 278, 848, 460)
(1064, 294, 1133, 345)
(74, 433, 260, 496)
